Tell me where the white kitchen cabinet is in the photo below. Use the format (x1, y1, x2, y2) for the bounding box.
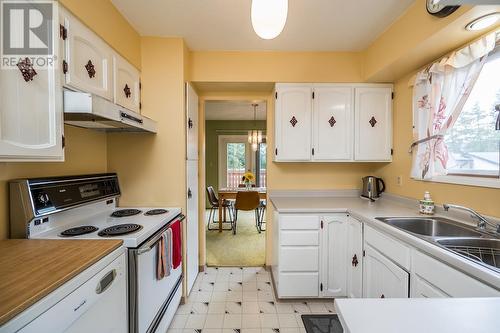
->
(363, 244, 409, 298)
(274, 83, 392, 162)
(412, 275, 449, 298)
(354, 87, 392, 161)
(346, 217, 363, 298)
(0, 23, 64, 161)
(275, 214, 320, 297)
(114, 53, 140, 113)
(412, 250, 499, 297)
(274, 213, 362, 299)
(313, 86, 353, 161)
(321, 215, 348, 297)
(275, 84, 312, 161)
(61, 9, 113, 101)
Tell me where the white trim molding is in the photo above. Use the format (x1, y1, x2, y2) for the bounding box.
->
(420, 174, 500, 189)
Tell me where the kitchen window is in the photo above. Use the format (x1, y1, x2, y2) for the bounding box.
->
(410, 31, 500, 188)
(444, 50, 500, 179)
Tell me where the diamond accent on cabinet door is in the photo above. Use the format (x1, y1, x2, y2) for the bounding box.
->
(124, 84, 131, 98)
(17, 58, 37, 82)
(328, 116, 337, 127)
(369, 116, 377, 127)
(290, 116, 298, 127)
(85, 60, 96, 78)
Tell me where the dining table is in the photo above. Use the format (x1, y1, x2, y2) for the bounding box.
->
(217, 187, 267, 232)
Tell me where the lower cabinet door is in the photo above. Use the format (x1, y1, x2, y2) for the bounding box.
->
(347, 218, 363, 298)
(363, 244, 409, 298)
(412, 275, 449, 298)
(321, 215, 348, 297)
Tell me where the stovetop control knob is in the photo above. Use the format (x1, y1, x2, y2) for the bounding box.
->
(37, 193, 50, 205)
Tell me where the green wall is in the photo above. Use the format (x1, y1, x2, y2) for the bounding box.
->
(205, 120, 266, 207)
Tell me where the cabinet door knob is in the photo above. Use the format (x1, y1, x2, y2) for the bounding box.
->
(290, 116, 298, 127)
(380, 294, 385, 298)
(85, 60, 96, 78)
(352, 254, 358, 267)
(17, 58, 37, 82)
(328, 116, 337, 127)
(124, 84, 131, 98)
(369, 116, 377, 127)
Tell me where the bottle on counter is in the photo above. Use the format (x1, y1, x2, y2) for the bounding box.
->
(419, 191, 435, 215)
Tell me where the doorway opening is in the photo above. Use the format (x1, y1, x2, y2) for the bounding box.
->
(204, 99, 268, 267)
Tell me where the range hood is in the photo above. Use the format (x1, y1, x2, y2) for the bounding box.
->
(63, 90, 157, 133)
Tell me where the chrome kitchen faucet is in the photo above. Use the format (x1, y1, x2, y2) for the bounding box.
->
(443, 204, 500, 234)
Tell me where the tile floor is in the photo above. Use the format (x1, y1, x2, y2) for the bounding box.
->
(168, 267, 336, 333)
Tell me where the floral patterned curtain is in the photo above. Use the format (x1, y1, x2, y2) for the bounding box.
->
(410, 32, 497, 180)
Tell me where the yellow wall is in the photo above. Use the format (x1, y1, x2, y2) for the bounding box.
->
(190, 51, 363, 83)
(0, 126, 107, 239)
(59, 0, 141, 68)
(0, 0, 141, 239)
(107, 37, 187, 209)
(374, 73, 500, 217)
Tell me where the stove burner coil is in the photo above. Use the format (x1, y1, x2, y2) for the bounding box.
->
(111, 209, 142, 218)
(60, 226, 98, 237)
(145, 209, 169, 216)
(98, 224, 143, 237)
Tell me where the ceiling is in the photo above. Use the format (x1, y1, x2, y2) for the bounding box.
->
(205, 101, 267, 121)
(111, 0, 416, 51)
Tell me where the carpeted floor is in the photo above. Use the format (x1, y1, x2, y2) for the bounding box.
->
(205, 209, 266, 267)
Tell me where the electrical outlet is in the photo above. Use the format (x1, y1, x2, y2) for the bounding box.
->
(396, 175, 403, 186)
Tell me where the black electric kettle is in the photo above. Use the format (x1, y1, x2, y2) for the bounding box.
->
(361, 176, 385, 201)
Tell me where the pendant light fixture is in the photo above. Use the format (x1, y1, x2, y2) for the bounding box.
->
(251, 0, 288, 40)
(248, 103, 263, 151)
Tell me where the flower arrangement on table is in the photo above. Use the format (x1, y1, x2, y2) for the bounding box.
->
(242, 171, 255, 189)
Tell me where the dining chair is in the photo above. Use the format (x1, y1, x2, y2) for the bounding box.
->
(233, 191, 260, 235)
(257, 200, 266, 233)
(206, 186, 234, 231)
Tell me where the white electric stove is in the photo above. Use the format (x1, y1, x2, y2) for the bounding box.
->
(9, 173, 184, 333)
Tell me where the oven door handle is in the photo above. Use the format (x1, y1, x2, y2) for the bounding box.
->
(136, 214, 185, 255)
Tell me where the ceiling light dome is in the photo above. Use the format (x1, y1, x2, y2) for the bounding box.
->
(465, 13, 500, 31)
(251, 0, 288, 40)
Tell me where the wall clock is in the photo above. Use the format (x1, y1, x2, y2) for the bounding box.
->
(426, 0, 460, 18)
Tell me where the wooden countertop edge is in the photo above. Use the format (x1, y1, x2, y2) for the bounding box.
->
(0, 240, 123, 326)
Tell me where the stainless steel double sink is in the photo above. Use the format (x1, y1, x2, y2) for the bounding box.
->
(375, 216, 500, 273)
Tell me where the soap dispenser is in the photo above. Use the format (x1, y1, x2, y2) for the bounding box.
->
(419, 191, 435, 215)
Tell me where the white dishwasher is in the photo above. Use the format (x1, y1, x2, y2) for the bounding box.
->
(2, 248, 127, 333)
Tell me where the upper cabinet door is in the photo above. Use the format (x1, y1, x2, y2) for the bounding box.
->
(313, 86, 353, 161)
(62, 11, 113, 100)
(0, 23, 63, 161)
(114, 54, 140, 113)
(354, 87, 392, 161)
(186, 83, 199, 160)
(275, 84, 312, 161)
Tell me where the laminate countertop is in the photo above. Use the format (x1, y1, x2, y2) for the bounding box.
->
(335, 298, 500, 333)
(269, 192, 500, 290)
(0, 239, 123, 326)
